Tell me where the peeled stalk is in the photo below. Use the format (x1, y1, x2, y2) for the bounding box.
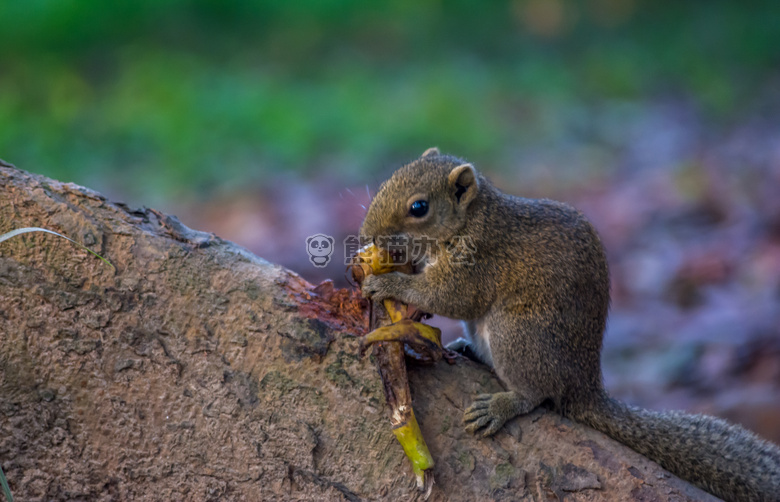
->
(350, 244, 441, 497)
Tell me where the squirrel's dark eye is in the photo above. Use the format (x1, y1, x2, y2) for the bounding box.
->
(409, 200, 429, 218)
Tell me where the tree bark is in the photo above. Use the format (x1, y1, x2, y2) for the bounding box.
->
(0, 159, 718, 501)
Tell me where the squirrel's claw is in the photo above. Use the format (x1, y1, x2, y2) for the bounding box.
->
(463, 393, 517, 437)
(360, 273, 389, 301)
(464, 414, 492, 434)
(445, 338, 483, 364)
(464, 395, 492, 412)
(463, 410, 503, 437)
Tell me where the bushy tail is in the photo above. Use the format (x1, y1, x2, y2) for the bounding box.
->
(569, 392, 780, 502)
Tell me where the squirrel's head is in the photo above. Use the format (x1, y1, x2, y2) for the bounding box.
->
(360, 147, 481, 257)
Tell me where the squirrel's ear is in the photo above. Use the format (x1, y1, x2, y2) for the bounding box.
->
(448, 163, 479, 206)
(421, 147, 440, 158)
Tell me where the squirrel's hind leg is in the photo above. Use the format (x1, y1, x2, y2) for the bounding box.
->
(464, 391, 543, 437)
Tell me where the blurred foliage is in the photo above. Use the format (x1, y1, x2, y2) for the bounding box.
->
(1, 0, 779, 203)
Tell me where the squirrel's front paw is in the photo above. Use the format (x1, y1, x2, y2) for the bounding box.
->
(361, 273, 398, 302)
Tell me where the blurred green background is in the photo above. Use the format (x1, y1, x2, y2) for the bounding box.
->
(2, 0, 780, 442)
(2, 0, 779, 204)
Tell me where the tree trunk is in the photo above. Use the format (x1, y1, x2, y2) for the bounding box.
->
(0, 159, 718, 501)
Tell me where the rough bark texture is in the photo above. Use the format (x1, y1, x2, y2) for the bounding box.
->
(0, 160, 719, 501)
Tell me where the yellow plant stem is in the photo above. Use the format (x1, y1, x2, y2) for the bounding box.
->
(392, 410, 435, 490)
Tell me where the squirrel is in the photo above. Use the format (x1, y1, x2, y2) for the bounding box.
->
(359, 147, 780, 502)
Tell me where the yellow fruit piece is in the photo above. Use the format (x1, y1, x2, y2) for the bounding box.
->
(356, 244, 396, 276)
(363, 317, 442, 351)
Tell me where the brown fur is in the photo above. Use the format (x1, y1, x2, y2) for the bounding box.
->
(360, 149, 780, 502)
